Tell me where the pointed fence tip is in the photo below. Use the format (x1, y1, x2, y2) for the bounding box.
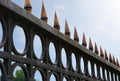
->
(82, 33, 87, 47)
(113, 56, 116, 64)
(105, 50, 108, 60)
(24, 0, 32, 13)
(100, 46, 104, 58)
(116, 58, 119, 66)
(41, 1, 48, 23)
(74, 27, 79, 42)
(54, 11, 60, 30)
(94, 43, 98, 54)
(109, 53, 113, 63)
(65, 20, 70, 37)
(89, 38, 93, 51)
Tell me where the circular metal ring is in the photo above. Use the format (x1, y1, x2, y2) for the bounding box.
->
(62, 75, 70, 81)
(32, 32, 44, 60)
(61, 47, 69, 69)
(33, 67, 46, 81)
(49, 71, 59, 81)
(48, 39, 59, 65)
(71, 52, 78, 72)
(10, 63, 29, 79)
(12, 22, 29, 56)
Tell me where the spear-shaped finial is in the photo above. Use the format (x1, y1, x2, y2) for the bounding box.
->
(118, 60, 120, 66)
(118, 59, 120, 66)
(109, 53, 113, 63)
(105, 50, 108, 60)
(82, 33, 87, 47)
(74, 27, 79, 42)
(65, 20, 70, 37)
(113, 56, 116, 64)
(54, 11, 60, 30)
(115, 58, 117, 66)
(100, 46, 104, 58)
(116, 58, 119, 66)
(41, 1, 48, 23)
(94, 43, 98, 54)
(89, 38, 93, 51)
(24, 0, 32, 13)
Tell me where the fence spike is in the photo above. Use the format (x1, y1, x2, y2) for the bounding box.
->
(82, 33, 87, 47)
(109, 53, 113, 63)
(94, 43, 98, 54)
(119, 63, 120, 67)
(116, 59, 119, 66)
(113, 56, 116, 64)
(115, 58, 118, 65)
(65, 20, 70, 37)
(41, 1, 48, 23)
(74, 27, 79, 42)
(116, 58, 119, 66)
(100, 46, 104, 58)
(54, 11, 60, 30)
(118, 60, 120, 66)
(118, 59, 120, 66)
(105, 50, 108, 60)
(24, 0, 32, 13)
(89, 38, 93, 51)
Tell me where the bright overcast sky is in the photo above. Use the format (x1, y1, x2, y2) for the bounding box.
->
(12, 0, 120, 60)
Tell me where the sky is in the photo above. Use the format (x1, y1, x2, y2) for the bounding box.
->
(1, 0, 120, 80)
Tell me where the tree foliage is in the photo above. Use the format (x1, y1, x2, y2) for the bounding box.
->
(14, 69, 25, 81)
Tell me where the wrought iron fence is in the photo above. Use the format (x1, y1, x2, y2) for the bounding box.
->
(0, 0, 120, 81)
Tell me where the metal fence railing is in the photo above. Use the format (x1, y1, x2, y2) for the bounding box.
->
(0, 0, 120, 81)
